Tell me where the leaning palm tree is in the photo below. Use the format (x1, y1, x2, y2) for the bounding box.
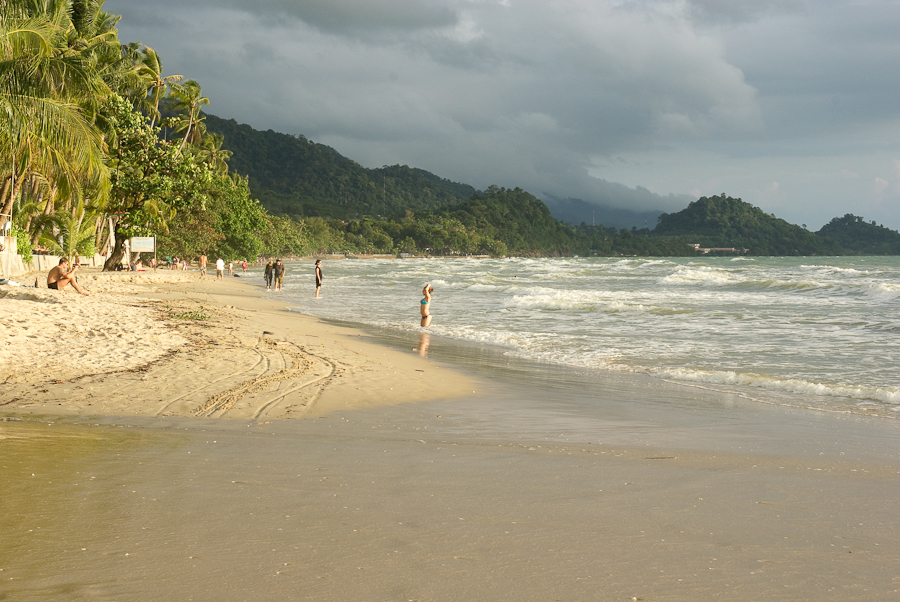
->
(0, 8, 109, 230)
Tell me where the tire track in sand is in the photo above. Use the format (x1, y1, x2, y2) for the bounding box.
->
(193, 339, 339, 419)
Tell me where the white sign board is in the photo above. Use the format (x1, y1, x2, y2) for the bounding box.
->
(129, 236, 156, 252)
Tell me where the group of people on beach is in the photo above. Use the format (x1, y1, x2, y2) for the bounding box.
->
(45, 255, 437, 328)
(263, 259, 287, 291)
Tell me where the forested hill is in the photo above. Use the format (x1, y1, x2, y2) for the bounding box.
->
(654, 195, 845, 255)
(204, 114, 476, 219)
(442, 187, 581, 256)
(815, 215, 900, 255)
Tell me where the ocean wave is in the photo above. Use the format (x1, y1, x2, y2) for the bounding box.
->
(865, 282, 900, 298)
(800, 264, 868, 275)
(660, 266, 738, 286)
(506, 289, 647, 313)
(650, 367, 900, 405)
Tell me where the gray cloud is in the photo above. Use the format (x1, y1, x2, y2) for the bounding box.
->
(107, 0, 900, 229)
(224, 0, 457, 34)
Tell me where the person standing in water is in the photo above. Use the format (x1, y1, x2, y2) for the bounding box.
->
(315, 260, 323, 298)
(420, 284, 433, 327)
(264, 260, 274, 291)
(273, 258, 285, 291)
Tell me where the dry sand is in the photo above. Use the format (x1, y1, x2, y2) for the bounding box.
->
(0, 269, 474, 419)
(2, 269, 899, 601)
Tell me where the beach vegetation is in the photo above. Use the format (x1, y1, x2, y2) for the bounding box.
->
(3, 4, 900, 263)
(166, 304, 210, 321)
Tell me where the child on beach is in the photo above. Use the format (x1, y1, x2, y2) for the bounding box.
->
(420, 284, 433, 327)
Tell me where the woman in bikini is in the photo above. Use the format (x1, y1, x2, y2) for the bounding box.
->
(420, 284, 433, 327)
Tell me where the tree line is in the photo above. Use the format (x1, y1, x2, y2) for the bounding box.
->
(3, 2, 897, 266)
(0, 0, 265, 268)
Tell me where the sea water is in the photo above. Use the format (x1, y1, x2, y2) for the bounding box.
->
(260, 256, 900, 417)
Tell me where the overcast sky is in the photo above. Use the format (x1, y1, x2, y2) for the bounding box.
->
(107, 0, 900, 229)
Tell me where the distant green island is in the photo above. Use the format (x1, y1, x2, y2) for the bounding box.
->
(3, 2, 898, 267)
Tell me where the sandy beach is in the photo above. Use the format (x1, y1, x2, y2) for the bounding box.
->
(2, 270, 899, 601)
(0, 270, 474, 419)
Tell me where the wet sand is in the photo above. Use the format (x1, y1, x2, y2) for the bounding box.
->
(2, 273, 899, 601)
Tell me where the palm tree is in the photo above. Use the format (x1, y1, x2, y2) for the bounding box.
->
(35, 201, 98, 262)
(0, 8, 109, 230)
(133, 45, 182, 128)
(168, 79, 209, 152)
(195, 132, 232, 174)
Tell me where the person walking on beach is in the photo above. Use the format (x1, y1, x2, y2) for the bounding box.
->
(315, 259, 323, 298)
(47, 258, 88, 295)
(273, 258, 285, 291)
(228, 261, 233, 276)
(199, 254, 207, 277)
(216, 257, 225, 280)
(264, 260, 274, 291)
(420, 283, 433, 327)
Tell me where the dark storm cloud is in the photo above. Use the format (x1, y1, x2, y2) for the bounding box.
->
(106, 0, 900, 228)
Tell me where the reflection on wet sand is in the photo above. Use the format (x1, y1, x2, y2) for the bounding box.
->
(416, 331, 430, 357)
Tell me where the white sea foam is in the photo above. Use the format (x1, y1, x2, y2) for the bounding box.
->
(283, 256, 900, 415)
(651, 367, 900, 405)
(660, 266, 738, 286)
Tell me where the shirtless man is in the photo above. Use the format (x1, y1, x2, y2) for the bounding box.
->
(47, 258, 88, 295)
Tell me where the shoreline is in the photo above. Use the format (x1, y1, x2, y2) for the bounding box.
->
(3, 269, 900, 600)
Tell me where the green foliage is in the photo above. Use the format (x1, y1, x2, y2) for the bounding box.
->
(36, 207, 98, 260)
(815, 214, 900, 255)
(655, 194, 844, 255)
(157, 171, 266, 260)
(10, 223, 33, 265)
(104, 94, 207, 268)
(166, 305, 210, 321)
(203, 114, 476, 219)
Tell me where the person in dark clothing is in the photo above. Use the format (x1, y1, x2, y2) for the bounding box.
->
(273, 259, 285, 291)
(264, 260, 274, 290)
(315, 260, 323, 298)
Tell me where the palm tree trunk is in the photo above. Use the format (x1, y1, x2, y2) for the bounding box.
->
(0, 176, 12, 228)
(177, 121, 192, 153)
(2, 176, 24, 229)
(94, 214, 105, 250)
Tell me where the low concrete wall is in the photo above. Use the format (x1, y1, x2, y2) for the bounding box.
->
(0, 237, 106, 279)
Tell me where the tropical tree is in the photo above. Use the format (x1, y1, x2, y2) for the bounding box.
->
(168, 79, 209, 152)
(194, 132, 232, 174)
(102, 94, 200, 270)
(0, 4, 109, 230)
(36, 201, 99, 261)
(131, 44, 181, 128)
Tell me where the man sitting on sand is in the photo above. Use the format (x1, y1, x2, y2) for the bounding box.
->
(47, 258, 88, 295)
